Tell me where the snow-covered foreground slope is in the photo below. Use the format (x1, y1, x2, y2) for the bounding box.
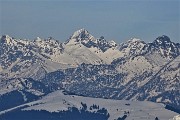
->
(0, 90, 178, 120)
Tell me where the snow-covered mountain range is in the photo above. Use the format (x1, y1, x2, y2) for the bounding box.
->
(0, 29, 179, 119)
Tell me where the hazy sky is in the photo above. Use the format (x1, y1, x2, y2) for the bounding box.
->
(0, 0, 179, 43)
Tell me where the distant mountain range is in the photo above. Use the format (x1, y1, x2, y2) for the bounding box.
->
(0, 29, 179, 119)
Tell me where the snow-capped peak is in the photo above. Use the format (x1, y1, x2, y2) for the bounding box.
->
(0, 35, 13, 44)
(34, 37, 42, 42)
(118, 38, 146, 56)
(109, 40, 117, 47)
(128, 38, 142, 42)
(153, 35, 172, 46)
(68, 28, 95, 42)
(147, 35, 180, 58)
(71, 28, 87, 38)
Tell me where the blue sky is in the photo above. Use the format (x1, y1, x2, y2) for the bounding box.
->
(0, 0, 179, 43)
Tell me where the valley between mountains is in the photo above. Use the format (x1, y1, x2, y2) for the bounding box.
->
(0, 28, 179, 120)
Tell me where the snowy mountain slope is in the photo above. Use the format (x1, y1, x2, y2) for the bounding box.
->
(0, 35, 71, 80)
(0, 90, 178, 120)
(141, 35, 179, 59)
(62, 43, 105, 65)
(65, 28, 96, 44)
(0, 30, 123, 79)
(0, 34, 96, 80)
(134, 55, 180, 107)
(0, 78, 51, 95)
(0, 78, 52, 111)
(37, 34, 179, 109)
(38, 53, 179, 108)
(64, 28, 122, 64)
(118, 38, 146, 57)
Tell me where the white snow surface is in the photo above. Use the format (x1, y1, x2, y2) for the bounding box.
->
(22, 90, 178, 120)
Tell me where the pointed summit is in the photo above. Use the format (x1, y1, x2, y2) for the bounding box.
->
(34, 37, 42, 42)
(65, 28, 96, 45)
(144, 35, 180, 59)
(152, 35, 177, 49)
(109, 40, 117, 47)
(0, 35, 12, 44)
(119, 38, 146, 56)
(153, 35, 171, 46)
(70, 28, 95, 41)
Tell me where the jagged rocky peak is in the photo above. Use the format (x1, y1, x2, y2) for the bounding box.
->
(127, 38, 146, 44)
(119, 38, 146, 51)
(144, 35, 180, 58)
(33, 36, 62, 47)
(121, 38, 146, 47)
(109, 40, 117, 47)
(116, 38, 147, 57)
(96, 36, 117, 46)
(153, 35, 179, 52)
(45, 37, 62, 45)
(0, 35, 13, 44)
(34, 36, 54, 42)
(153, 35, 172, 46)
(65, 28, 118, 53)
(69, 28, 95, 41)
(33, 37, 43, 42)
